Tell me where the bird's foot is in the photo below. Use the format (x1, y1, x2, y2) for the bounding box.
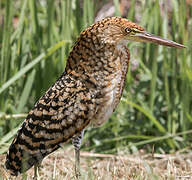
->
(75, 169, 81, 179)
(74, 161, 81, 179)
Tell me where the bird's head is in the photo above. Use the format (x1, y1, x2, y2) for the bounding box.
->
(94, 17, 185, 49)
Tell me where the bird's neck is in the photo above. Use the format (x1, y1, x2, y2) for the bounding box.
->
(65, 35, 130, 87)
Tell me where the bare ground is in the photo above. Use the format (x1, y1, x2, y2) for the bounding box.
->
(0, 146, 192, 180)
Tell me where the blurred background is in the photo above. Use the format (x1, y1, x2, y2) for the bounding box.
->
(0, 0, 192, 156)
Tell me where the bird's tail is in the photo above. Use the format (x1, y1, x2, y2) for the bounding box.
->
(5, 129, 60, 176)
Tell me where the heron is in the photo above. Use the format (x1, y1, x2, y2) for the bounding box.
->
(5, 17, 185, 178)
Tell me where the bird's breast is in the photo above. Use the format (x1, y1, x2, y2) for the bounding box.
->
(91, 65, 124, 127)
(90, 46, 130, 127)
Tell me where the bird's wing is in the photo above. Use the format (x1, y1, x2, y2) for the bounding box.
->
(5, 72, 97, 175)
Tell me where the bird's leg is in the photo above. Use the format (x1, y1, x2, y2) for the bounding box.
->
(33, 160, 42, 180)
(72, 130, 84, 178)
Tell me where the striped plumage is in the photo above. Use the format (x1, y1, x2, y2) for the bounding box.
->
(5, 17, 185, 176)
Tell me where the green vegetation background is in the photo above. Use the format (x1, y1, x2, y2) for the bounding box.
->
(0, 0, 192, 155)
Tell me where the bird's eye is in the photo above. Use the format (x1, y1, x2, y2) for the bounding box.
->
(125, 27, 132, 33)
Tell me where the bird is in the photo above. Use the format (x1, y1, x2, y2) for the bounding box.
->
(5, 17, 185, 178)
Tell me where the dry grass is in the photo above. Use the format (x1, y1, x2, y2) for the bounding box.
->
(0, 146, 192, 180)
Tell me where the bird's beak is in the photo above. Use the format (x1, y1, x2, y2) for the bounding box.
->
(131, 31, 186, 49)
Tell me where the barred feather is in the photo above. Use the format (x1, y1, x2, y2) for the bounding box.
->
(5, 17, 137, 175)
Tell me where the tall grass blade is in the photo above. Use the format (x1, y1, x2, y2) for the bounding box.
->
(0, 41, 66, 94)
